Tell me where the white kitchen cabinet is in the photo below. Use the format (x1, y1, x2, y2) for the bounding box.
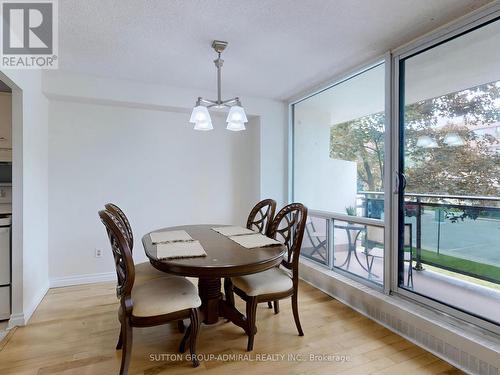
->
(0, 226, 9, 285)
(0, 286, 9, 320)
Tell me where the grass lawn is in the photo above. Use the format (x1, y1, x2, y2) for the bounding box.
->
(417, 248, 500, 285)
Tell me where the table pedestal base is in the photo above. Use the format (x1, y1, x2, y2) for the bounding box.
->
(197, 277, 250, 334)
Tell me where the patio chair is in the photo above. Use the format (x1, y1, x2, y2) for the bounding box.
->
(304, 220, 328, 262)
(364, 223, 413, 287)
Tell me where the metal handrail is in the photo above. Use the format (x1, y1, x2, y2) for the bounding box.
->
(358, 191, 500, 202)
(309, 209, 384, 227)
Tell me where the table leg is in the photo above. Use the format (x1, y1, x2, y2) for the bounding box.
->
(198, 278, 222, 324)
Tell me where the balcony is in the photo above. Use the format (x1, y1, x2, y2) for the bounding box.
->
(301, 192, 500, 325)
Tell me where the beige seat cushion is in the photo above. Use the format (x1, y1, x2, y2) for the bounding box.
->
(131, 277, 201, 317)
(134, 262, 177, 285)
(231, 267, 293, 297)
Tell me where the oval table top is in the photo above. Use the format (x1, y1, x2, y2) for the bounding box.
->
(142, 224, 285, 278)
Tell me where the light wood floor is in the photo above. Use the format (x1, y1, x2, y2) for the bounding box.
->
(0, 281, 463, 375)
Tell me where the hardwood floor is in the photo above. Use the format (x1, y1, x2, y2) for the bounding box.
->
(0, 281, 463, 375)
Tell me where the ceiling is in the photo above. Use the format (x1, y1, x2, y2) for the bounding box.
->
(58, 0, 493, 100)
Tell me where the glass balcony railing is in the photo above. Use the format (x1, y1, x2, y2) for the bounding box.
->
(301, 192, 500, 292)
(301, 210, 385, 286)
(357, 191, 500, 286)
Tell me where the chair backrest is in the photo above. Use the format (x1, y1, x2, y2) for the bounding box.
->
(268, 203, 308, 279)
(366, 226, 384, 245)
(404, 223, 412, 248)
(366, 223, 412, 248)
(305, 220, 319, 246)
(105, 203, 134, 250)
(98, 209, 135, 302)
(246, 199, 277, 235)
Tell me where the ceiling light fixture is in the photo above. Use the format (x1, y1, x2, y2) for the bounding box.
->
(189, 40, 248, 131)
(416, 135, 438, 148)
(443, 133, 465, 146)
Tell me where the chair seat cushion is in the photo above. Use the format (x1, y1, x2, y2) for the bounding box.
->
(231, 267, 293, 297)
(131, 277, 201, 317)
(134, 262, 177, 285)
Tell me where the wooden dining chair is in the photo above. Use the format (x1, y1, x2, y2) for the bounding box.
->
(105, 203, 186, 341)
(224, 199, 277, 310)
(104, 203, 170, 285)
(99, 209, 202, 374)
(246, 199, 277, 236)
(229, 203, 308, 351)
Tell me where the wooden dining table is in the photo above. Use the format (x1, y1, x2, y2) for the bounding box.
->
(142, 224, 285, 333)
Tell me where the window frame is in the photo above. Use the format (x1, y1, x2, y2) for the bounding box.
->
(288, 2, 500, 334)
(288, 55, 391, 292)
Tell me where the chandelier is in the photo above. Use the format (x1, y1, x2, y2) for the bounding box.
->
(189, 40, 248, 131)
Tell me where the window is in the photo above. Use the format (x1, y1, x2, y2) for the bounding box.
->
(292, 62, 387, 285)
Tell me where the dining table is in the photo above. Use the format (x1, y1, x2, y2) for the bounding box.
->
(142, 224, 286, 333)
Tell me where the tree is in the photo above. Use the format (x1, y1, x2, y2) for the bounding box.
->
(330, 113, 384, 191)
(329, 81, 500, 196)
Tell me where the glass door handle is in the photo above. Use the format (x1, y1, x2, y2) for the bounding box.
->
(393, 171, 407, 193)
(400, 172, 407, 191)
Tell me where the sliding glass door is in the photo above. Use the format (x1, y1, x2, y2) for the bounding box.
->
(397, 18, 500, 326)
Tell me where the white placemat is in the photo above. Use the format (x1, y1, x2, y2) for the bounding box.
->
(156, 241, 207, 260)
(150, 230, 193, 244)
(229, 233, 282, 249)
(212, 226, 256, 237)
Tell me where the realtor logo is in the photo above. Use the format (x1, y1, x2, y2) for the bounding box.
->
(1, 0, 58, 68)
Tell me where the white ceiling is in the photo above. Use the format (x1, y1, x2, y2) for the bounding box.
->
(58, 0, 493, 100)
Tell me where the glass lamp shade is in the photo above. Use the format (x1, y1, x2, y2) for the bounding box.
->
(416, 135, 438, 148)
(190, 105, 213, 131)
(190, 105, 211, 124)
(226, 105, 248, 124)
(226, 121, 246, 131)
(443, 133, 465, 146)
(193, 120, 213, 131)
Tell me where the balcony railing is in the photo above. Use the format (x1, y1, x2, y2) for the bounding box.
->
(301, 192, 500, 287)
(358, 191, 500, 284)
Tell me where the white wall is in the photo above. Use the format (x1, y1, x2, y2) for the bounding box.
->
(43, 72, 287, 283)
(293, 107, 358, 214)
(0, 70, 49, 326)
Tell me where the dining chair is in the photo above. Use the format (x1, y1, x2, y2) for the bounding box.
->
(105, 203, 186, 337)
(99, 209, 202, 373)
(229, 203, 308, 351)
(246, 199, 277, 235)
(224, 199, 277, 310)
(105, 203, 171, 285)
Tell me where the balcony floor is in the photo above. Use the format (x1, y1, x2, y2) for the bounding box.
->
(302, 246, 500, 326)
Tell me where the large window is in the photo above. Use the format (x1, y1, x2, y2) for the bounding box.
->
(292, 62, 387, 285)
(398, 19, 500, 325)
(292, 11, 500, 331)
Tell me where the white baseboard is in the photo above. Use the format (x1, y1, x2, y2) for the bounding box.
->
(7, 313, 24, 328)
(8, 282, 49, 328)
(24, 282, 49, 324)
(49, 272, 116, 288)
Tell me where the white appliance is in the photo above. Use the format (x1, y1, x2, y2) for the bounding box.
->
(0, 215, 11, 320)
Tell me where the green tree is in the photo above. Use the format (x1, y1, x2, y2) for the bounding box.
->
(329, 81, 500, 196)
